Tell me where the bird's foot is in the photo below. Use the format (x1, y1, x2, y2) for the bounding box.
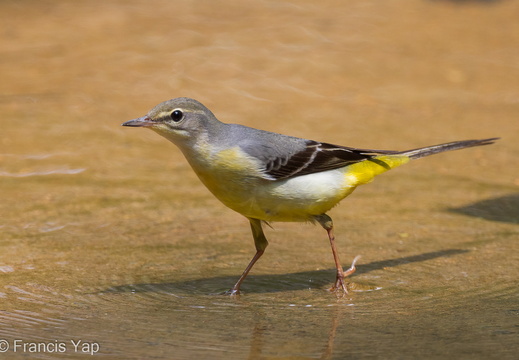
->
(328, 255, 361, 297)
(222, 287, 241, 296)
(329, 276, 348, 296)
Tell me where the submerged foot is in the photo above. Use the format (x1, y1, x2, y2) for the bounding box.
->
(328, 255, 361, 296)
(222, 288, 241, 296)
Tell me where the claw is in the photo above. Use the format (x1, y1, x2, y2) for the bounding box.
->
(328, 255, 361, 296)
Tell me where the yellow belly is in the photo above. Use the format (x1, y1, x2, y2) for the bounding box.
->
(187, 146, 410, 222)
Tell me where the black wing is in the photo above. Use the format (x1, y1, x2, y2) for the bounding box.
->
(265, 140, 399, 180)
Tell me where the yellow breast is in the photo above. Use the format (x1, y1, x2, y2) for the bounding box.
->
(185, 145, 411, 222)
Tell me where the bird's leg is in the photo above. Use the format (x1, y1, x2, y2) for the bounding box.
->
(315, 214, 358, 296)
(227, 218, 268, 296)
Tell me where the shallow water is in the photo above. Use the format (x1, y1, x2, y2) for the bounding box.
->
(1, 0, 518, 359)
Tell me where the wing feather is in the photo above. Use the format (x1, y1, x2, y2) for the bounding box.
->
(265, 140, 399, 180)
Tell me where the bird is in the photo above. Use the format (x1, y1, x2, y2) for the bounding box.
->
(122, 97, 498, 296)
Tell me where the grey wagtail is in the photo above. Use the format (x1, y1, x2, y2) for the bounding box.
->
(122, 97, 498, 296)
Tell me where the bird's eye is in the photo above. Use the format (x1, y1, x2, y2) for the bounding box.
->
(170, 109, 183, 122)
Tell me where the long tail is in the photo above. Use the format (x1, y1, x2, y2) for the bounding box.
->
(397, 138, 499, 160)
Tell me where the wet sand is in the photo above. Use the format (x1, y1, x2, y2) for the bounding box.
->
(1, 0, 518, 358)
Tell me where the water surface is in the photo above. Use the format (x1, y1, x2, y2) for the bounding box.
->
(1, 0, 518, 358)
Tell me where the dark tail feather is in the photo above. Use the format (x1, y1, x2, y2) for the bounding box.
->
(398, 138, 499, 160)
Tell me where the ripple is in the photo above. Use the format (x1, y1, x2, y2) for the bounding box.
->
(0, 152, 85, 178)
(0, 168, 85, 177)
(0, 265, 15, 273)
(1, 261, 517, 360)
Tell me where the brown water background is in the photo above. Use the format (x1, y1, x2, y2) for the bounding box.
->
(1, 0, 518, 359)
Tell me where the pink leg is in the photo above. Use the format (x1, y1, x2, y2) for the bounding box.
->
(226, 218, 268, 295)
(315, 214, 360, 296)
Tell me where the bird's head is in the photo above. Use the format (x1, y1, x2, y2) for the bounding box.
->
(122, 97, 221, 146)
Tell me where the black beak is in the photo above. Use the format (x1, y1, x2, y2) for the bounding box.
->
(121, 116, 155, 127)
